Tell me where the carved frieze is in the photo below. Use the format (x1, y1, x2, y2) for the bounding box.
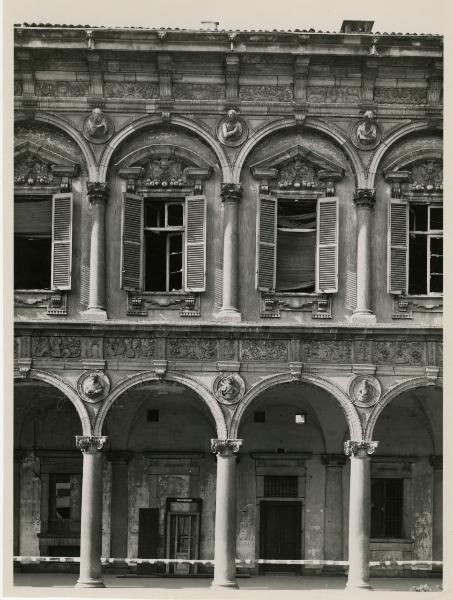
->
(77, 371, 110, 403)
(301, 340, 353, 363)
(35, 81, 90, 97)
(307, 87, 361, 103)
(239, 84, 294, 102)
(212, 373, 245, 405)
(104, 82, 159, 98)
(240, 340, 288, 361)
(374, 340, 425, 365)
(355, 341, 372, 363)
(167, 338, 217, 360)
(104, 337, 156, 359)
(32, 336, 82, 359)
(143, 157, 188, 188)
(14, 155, 54, 185)
(221, 339, 237, 360)
(348, 375, 382, 409)
(410, 161, 443, 192)
(173, 83, 225, 100)
(277, 158, 318, 189)
(375, 87, 427, 104)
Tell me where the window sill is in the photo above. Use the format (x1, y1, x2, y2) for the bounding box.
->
(126, 290, 200, 317)
(14, 290, 67, 315)
(392, 294, 443, 319)
(260, 291, 332, 319)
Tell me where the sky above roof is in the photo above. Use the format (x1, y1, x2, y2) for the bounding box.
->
(8, 0, 446, 35)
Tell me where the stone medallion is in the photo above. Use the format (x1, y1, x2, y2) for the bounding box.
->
(350, 110, 381, 151)
(213, 373, 245, 405)
(77, 371, 110, 403)
(216, 109, 249, 147)
(82, 108, 114, 144)
(348, 375, 381, 409)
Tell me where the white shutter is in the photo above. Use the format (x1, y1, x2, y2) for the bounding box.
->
(388, 198, 408, 294)
(51, 193, 73, 291)
(316, 196, 338, 293)
(121, 193, 143, 291)
(256, 195, 277, 291)
(185, 195, 206, 292)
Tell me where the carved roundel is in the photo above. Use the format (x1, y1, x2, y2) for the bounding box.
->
(213, 373, 245, 405)
(216, 110, 249, 147)
(348, 375, 382, 409)
(82, 108, 115, 144)
(350, 118, 382, 151)
(77, 371, 110, 403)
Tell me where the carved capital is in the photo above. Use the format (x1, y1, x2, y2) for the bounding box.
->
(211, 439, 243, 455)
(344, 440, 378, 457)
(353, 188, 376, 208)
(321, 454, 347, 467)
(87, 182, 109, 203)
(221, 183, 242, 203)
(75, 435, 108, 453)
(430, 455, 442, 470)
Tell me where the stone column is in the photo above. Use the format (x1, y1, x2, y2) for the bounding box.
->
(430, 456, 443, 560)
(14, 450, 25, 556)
(344, 440, 378, 591)
(83, 182, 109, 321)
(75, 435, 107, 588)
(218, 184, 242, 320)
(211, 439, 242, 588)
(321, 454, 346, 561)
(108, 451, 132, 558)
(352, 189, 376, 323)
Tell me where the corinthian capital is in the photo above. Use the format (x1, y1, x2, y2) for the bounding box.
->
(75, 435, 108, 453)
(221, 183, 242, 203)
(211, 438, 243, 455)
(353, 188, 376, 208)
(344, 440, 378, 456)
(87, 182, 109, 203)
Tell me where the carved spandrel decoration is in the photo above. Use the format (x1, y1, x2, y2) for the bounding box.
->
(307, 87, 361, 103)
(83, 108, 114, 144)
(375, 87, 427, 104)
(104, 82, 159, 98)
(168, 338, 217, 360)
(32, 336, 82, 359)
(350, 110, 381, 151)
(213, 373, 245, 405)
(217, 109, 249, 147)
(104, 337, 156, 359)
(173, 83, 225, 100)
(240, 340, 288, 361)
(239, 84, 294, 102)
(35, 81, 90, 97)
(77, 371, 110, 403)
(301, 340, 353, 363)
(14, 155, 54, 185)
(375, 340, 425, 365)
(349, 375, 381, 409)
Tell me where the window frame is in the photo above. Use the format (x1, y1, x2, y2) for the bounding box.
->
(370, 477, 405, 540)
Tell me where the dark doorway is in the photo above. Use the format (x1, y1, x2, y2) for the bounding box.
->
(260, 501, 301, 573)
(137, 508, 160, 574)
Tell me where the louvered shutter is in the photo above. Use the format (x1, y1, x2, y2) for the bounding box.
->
(51, 193, 73, 291)
(388, 198, 408, 294)
(316, 196, 338, 293)
(185, 195, 206, 292)
(121, 193, 143, 291)
(256, 195, 277, 291)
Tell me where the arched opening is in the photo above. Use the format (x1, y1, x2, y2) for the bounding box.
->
(236, 381, 351, 573)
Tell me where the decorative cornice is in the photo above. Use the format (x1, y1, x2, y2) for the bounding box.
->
(353, 188, 376, 207)
(344, 440, 378, 456)
(87, 181, 109, 202)
(220, 183, 242, 202)
(211, 438, 243, 455)
(75, 435, 108, 453)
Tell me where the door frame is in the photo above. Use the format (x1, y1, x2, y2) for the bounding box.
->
(259, 500, 303, 570)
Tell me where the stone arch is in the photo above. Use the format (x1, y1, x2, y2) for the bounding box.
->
(14, 369, 92, 435)
(229, 372, 362, 440)
(233, 117, 366, 187)
(14, 111, 97, 180)
(94, 371, 227, 438)
(366, 121, 442, 188)
(364, 377, 442, 441)
(99, 114, 231, 183)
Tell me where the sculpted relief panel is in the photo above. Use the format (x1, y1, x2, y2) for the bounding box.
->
(105, 338, 156, 359)
(240, 340, 288, 361)
(374, 341, 425, 365)
(167, 339, 218, 361)
(32, 336, 82, 359)
(301, 340, 353, 363)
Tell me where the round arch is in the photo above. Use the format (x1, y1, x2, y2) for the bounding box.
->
(232, 117, 366, 187)
(14, 369, 92, 436)
(229, 372, 362, 440)
(364, 377, 442, 441)
(366, 120, 442, 188)
(99, 114, 232, 183)
(94, 371, 228, 438)
(14, 111, 98, 180)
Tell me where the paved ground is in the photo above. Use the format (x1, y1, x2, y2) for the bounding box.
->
(9, 573, 444, 597)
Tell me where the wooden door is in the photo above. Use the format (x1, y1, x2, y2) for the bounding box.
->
(260, 501, 301, 572)
(137, 508, 159, 573)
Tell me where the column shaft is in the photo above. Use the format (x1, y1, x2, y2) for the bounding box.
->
(218, 185, 242, 319)
(352, 189, 376, 322)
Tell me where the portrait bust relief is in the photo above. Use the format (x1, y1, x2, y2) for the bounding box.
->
(217, 109, 248, 147)
(348, 375, 382, 408)
(83, 108, 114, 144)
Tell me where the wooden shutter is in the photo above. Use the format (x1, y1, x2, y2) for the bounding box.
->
(256, 195, 277, 291)
(121, 193, 143, 291)
(316, 196, 338, 293)
(388, 198, 408, 294)
(185, 195, 206, 292)
(51, 193, 73, 290)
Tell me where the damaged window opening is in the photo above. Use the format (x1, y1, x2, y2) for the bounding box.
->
(408, 204, 443, 295)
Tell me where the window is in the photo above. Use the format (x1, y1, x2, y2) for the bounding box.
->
(264, 476, 298, 497)
(256, 195, 338, 294)
(121, 194, 206, 293)
(14, 193, 73, 291)
(48, 473, 80, 534)
(371, 478, 404, 538)
(389, 199, 443, 296)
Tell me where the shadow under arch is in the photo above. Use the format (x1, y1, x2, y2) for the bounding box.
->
(364, 376, 442, 441)
(232, 117, 366, 188)
(98, 114, 232, 183)
(14, 111, 97, 180)
(366, 120, 442, 188)
(14, 369, 92, 436)
(229, 372, 362, 440)
(94, 371, 227, 438)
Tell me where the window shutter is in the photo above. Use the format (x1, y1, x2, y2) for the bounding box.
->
(51, 193, 73, 291)
(185, 195, 206, 292)
(388, 198, 408, 294)
(121, 193, 144, 291)
(256, 195, 277, 291)
(316, 196, 338, 293)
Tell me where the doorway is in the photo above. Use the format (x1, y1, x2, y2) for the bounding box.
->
(260, 501, 302, 572)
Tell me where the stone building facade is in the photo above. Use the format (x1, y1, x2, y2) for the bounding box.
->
(13, 21, 442, 590)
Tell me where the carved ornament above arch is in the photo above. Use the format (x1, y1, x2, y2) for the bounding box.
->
(384, 151, 443, 199)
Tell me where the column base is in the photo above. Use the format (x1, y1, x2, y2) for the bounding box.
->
(350, 310, 377, 325)
(81, 308, 108, 321)
(211, 580, 239, 589)
(345, 581, 373, 591)
(75, 578, 105, 588)
(215, 308, 242, 321)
